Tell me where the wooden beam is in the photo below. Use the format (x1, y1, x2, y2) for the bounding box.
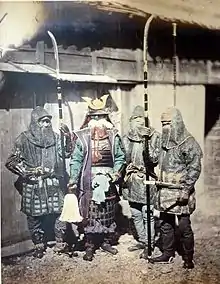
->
(1, 45, 220, 84)
(45, 52, 93, 74)
(36, 41, 45, 64)
(2, 50, 36, 64)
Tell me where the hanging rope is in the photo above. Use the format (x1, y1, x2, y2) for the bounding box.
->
(172, 23, 177, 106)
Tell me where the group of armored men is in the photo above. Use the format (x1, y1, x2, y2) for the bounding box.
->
(5, 100, 203, 270)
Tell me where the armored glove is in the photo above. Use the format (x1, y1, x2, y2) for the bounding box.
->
(177, 189, 189, 206)
(67, 181, 77, 194)
(108, 172, 121, 184)
(59, 123, 71, 137)
(137, 126, 152, 137)
(59, 123, 73, 153)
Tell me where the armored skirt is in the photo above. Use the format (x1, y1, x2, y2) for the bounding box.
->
(85, 167, 119, 234)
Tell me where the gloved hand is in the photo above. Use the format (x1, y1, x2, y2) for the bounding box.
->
(59, 123, 71, 138)
(177, 189, 189, 206)
(67, 181, 77, 194)
(108, 172, 121, 184)
(137, 126, 151, 137)
(25, 166, 44, 177)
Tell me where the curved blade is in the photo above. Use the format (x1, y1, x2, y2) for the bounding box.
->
(47, 30, 60, 79)
(143, 15, 154, 64)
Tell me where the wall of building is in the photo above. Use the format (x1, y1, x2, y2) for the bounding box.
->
(202, 86, 220, 228)
(0, 91, 35, 249)
(0, 76, 123, 255)
(121, 84, 206, 225)
(0, 75, 206, 255)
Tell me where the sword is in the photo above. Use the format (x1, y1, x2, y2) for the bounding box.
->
(144, 180, 184, 190)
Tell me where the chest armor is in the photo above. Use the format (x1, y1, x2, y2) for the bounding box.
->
(91, 137, 113, 167)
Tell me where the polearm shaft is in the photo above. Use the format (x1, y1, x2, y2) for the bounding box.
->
(143, 15, 154, 257)
(172, 23, 177, 106)
(0, 13, 8, 24)
(47, 31, 68, 192)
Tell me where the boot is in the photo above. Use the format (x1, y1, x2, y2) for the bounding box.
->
(65, 244, 79, 258)
(148, 253, 174, 264)
(128, 242, 145, 252)
(53, 242, 68, 255)
(33, 243, 45, 259)
(101, 242, 118, 255)
(32, 231, 45, 259)
(183, 260, 194, 269)
(139, 247, 154, 259)
(83, 248, 94, 261)
(182, 255, 194, 269)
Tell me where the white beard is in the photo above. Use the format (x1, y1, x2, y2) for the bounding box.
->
(88, 118, 113, 129)
(161, 125, 171, 149)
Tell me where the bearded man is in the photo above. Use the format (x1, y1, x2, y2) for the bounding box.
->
(68, 95, 126, 261)
(149, 107, 203, 269)
(122, 106, 161, 258)
(5, 106, 72, 258)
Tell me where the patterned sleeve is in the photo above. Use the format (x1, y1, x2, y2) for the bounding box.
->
(148, 130, 161, 164)
(5, 134, 27, 176)
(179, 138, 203, 192)
(121, 135, 132, 164)
(113, 135, 126, 173)
(69, 138, 84, 184)
(56, 133, 72, 159)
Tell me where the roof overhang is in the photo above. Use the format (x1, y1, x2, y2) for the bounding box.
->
(49, 73, 117, 83)
(79, 0, 220, 30)
(0, 62, 117, 83)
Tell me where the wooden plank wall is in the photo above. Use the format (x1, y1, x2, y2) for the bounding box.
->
(1, 44, 220, 84)
(0, 76, 123, 249)
(1, 91, 34, 247)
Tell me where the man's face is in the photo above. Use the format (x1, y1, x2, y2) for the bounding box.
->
(89, 114, 106, 121)
(161, 119, 172, 148)
(131, 116, 145, 128)
(161, 120, 171, 130)
(88, 114, 113, 129)
(38, 116, 52, 128)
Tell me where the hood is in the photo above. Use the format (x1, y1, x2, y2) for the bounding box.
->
(128, 106, 153, 142)
(24, 106, 55, 148)
(161, 107, 191, 149)
(30, 106, 52, 123)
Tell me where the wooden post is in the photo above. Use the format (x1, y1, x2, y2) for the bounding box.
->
(36, 41, 45, 64)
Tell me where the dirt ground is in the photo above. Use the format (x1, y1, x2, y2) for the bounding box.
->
(2, 218, 220, 284)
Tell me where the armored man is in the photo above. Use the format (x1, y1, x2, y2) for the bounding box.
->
(68, 95, 126, 261)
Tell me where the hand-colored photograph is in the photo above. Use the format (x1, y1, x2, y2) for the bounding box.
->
(1, 1, 219, 284)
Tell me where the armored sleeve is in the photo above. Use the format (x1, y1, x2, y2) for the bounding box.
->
(179, 137, 203, 192)
(56, 133, 72, 159)
(148, 130, 161, 164)
(5, 134, 27, 176)
(113, 135, 126, 173)
(69, 138, 84, 184)
(121, 135, 132, 164)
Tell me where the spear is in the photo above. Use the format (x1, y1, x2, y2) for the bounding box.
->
(0, 12, 8, 24)
(172, 23, 177, 106)
(143, 14, 154, 258)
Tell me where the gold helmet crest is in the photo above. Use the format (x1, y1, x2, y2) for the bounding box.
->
(82, 94, 110, 115)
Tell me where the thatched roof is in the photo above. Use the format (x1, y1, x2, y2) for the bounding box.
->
(81, 0, 220, 30)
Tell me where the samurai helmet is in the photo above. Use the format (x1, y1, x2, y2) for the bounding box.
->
(82, 94, 110, 116)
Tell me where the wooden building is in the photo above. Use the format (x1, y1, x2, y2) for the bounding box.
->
(1, 1, 220, 256)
